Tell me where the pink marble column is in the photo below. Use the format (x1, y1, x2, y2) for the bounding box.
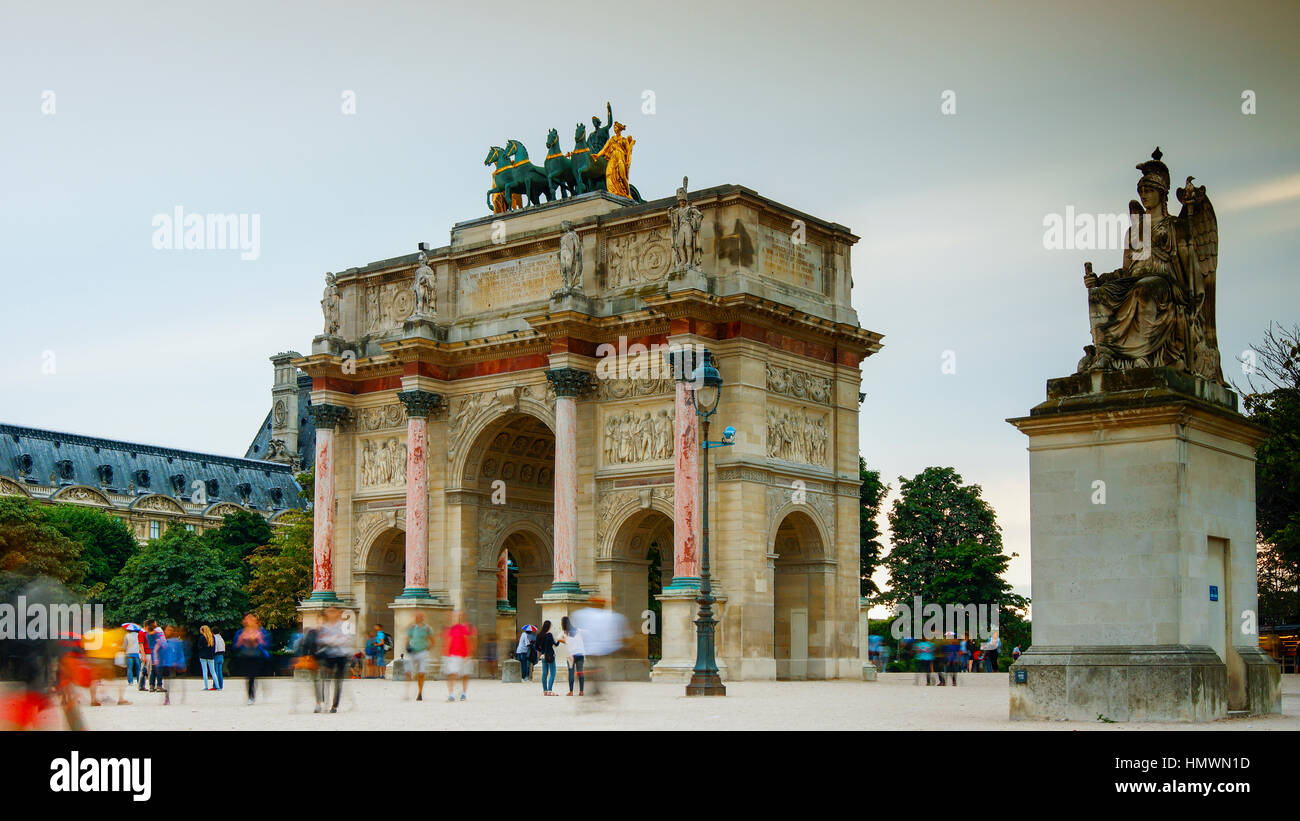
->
(308, 404, 347, 600)
(670, 381, 701, 586)
(545, 368, 589, 594)
(397, 390, 441, 598)
(496, 552, 509, 605)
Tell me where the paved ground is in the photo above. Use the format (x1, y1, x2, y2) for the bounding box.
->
(28, 672, 1300, 731)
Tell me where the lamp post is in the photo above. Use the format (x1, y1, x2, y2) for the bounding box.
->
(682, 350, 733, 696)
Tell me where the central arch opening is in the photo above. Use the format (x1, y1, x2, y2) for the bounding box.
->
(607, 508, 674, 679)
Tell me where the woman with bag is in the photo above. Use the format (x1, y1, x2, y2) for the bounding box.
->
(234, 613, 271, 705)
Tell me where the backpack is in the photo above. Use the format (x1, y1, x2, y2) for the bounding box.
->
(382, 631, 393, 652)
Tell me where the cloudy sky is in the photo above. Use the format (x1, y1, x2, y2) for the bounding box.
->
(2, 0, 1297, 600)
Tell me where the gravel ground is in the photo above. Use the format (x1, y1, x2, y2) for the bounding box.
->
(35, 671, 1295, 731)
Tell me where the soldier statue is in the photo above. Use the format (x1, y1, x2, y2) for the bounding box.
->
(413, 248, 436, 317)
(669, 176, 703, 270)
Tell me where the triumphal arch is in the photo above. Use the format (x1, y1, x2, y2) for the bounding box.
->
(292, 114, 880, 679)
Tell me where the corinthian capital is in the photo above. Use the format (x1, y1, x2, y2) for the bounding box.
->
(397, 389, 444, 418)
(546, 367, 595, 398)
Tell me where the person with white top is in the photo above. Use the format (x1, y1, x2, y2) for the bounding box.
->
(212, 631, 226, 690)
(559, 616, 586, 696)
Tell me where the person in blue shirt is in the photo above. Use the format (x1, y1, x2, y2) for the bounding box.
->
(914, 639, 935, 686)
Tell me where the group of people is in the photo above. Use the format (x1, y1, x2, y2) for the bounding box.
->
(513, 602, 630, 696)
(873, 632, 1008, 685)
(106, 614, 273, 705)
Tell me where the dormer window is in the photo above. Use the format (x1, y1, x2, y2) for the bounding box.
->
(56, 460, 75, 483)
(134, 469, 151, 489)
(170, 473, 186, 495)
(14, 454, 33, 475)
(97, 464, 114, 486)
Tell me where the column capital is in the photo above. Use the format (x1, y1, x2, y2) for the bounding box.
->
(308, 403, 350, 430)
(546, 367, 595, 398)
(397, 389, 443, 418)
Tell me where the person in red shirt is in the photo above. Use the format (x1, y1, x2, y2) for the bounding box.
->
(442, 611, 476, 702)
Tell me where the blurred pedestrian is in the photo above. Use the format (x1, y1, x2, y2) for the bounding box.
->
(197, 625, 218, 690)
(515, 626, 535, 682)
(1012, 645, 1021, 662)
(405, 612, 434, 701)
(234, 613, 271, 705)
(317, 607, 351, 713)
(982, 630, 1000, 672)
(560, 616, 585, 696)
(442, 610, 475, 702)
(914, 637, 935, 685)
(82, 624, 128, 706)
(124, 625, 142, 688)
(571, 598, 629, 698)
(535, 620, 559, 696)
(371, 624, 391, 679)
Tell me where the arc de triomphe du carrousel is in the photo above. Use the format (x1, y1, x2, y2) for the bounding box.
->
(284, 108, 880, 681)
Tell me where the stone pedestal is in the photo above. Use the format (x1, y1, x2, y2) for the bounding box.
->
(311, 334, 346, 356)
(389, 597, 452, 677)
(651, 589, 728, 682)
(1008, 368, 1280, 721)
(501, 658, 522, 683)
(858, 597, 878, 681)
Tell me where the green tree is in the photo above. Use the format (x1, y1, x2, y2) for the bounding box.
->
(0, 496, 84, 601)
(43, 504, 137, 596)
(205, 509, 274, 571)
(245, 509, 313, 629)
(883, 466, 1028, 623)
(103, 526, 246, 631)
(858, 457, 888, 598)
(1237, 322, 1300, 624)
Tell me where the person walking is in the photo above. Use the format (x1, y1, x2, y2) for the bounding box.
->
(147, 621, 165, 692)
(515, 626, 535, 682)
(559, 616, 585, 696)
(914, 637, 935, 685)
(370, 624, 391, 679)
(442, 611, 476, 702)
(197, 626, 218, 691)
(535, 620, 560, 696)
(136, 623, 152, 693)
(405, 612, 435, 701)
(234, 613, 271, 705)
(123, 626, 142, 689)
(982, 631, 1001, 672)
(316, 607, 351, 713)
(212, 629, 225, 690)
(571, 598, 629, 698)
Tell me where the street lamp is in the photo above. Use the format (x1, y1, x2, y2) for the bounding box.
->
(682, 349, 733, 696)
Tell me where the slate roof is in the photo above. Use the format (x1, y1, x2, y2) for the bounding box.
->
(0, 423, 304, 512)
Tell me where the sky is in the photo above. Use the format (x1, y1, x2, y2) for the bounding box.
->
(2, 0, 1297, 604)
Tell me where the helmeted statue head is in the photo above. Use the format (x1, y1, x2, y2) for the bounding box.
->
(1136, 147, 1171, 195)
(676, 176, 689, 205)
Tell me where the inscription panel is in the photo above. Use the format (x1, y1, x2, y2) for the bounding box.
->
(458, 252, 560, 315)
(758, 224, 823, 292)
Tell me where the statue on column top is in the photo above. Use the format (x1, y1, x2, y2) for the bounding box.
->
(1079, 147, 1221, 383)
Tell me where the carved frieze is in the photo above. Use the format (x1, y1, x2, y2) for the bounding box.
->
(357, 403, 408, 432)
(595, 376, 675, 401)
(766, 407, 829, 465)
(767, 365, 833, 404)
(364, 279, 417, 334)
(607, 229, 672, 288)
(602, 407, 674, 466)
(359, 437, 407, 488)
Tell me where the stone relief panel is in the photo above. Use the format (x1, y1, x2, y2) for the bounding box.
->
(59, 487, 110, 506)
(359, 437, 407, 488)
(0, 477, 29, 496)
(766, 364, 832, 404)
(602, 406, 674, 467)
(595, 376, 674, 401)
(447, 392, 497, 463)
(364, 280, 416, 334)
(135, 495, 185, 514)
(607, 229, 672, 288)
(766, 406, 830, 465)
(357, 403, 407, 432)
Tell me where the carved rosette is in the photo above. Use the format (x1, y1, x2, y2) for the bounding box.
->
(309, 403, 350, 430)
(357, 404, 408, 432)
(397, 390, 443, 419)
(546, 367, 595, 398)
